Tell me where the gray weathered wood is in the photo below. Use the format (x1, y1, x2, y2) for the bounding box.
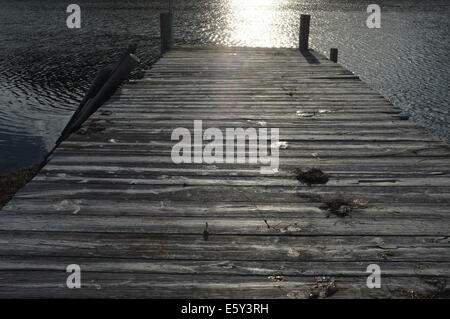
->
(1, 46, 449, 298)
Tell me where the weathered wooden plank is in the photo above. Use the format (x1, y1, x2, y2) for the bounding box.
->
(1, 232, 448, 262)
(2, 257, 449, 277)
(1, 214, 449, 236)
(41, 162, 449, 174)
(58, 139, 442, 149)
(46, 155, 450, 166)
(0, 271, 448, 299)
(4, 200, 450, 219)
(54, 143, 440, 151)
(69, 127, 428, 135)
(53, 147, 450, 158)
(30, 172, 450, 188)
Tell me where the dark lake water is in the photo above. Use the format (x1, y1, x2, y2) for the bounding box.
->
(0, 0, 449, 174)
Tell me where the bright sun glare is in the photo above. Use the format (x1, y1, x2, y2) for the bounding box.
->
(227, 0, 286, 47)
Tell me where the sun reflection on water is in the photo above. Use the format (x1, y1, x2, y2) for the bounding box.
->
(225, 0, 295, 47)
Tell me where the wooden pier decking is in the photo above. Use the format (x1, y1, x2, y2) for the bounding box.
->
(1, 46, 450, 298)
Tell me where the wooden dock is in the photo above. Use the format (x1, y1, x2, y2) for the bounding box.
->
(1, 46, 449, 298)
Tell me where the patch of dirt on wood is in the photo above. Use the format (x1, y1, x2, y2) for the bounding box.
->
(320, 198, 352, 217)
(296, 168, 330, 185)
(268, 275, 285, 282)
(377, 250, 395, 260)
(264, 220, 303, 234)
(307, 277, 338, 299)
(0, 163, 42, 209)
(76, 119, 112, 135)
(286, 248, 304, 259)
(320, 197, 369, 217)
(401, 278, 449, 299)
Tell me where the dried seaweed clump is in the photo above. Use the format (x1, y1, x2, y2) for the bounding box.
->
(296, 168, 329, 185)
(308, 277, 338, 299)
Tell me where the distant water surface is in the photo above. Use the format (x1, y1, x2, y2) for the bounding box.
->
(0, 0, 449, 174)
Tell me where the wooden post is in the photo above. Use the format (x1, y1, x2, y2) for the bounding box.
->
(299, 14, 310, 52)
(60, 54, 140, 141)
(330, 48, 338, 63)
(160, 12, 173, 54)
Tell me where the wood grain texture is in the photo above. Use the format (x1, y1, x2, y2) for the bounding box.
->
(1, 47, 449, 298)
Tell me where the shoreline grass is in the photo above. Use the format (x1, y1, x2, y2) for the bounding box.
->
(0, 163, 42, 209)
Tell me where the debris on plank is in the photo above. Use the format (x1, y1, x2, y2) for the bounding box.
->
(246, 119, 267, 126)
(257, 121, 267, 126)
(308, 277, 338, 299)
(272, 141, 289, 149)
(351, 198, 370, 209)
(296, 168, 330, 185)
(320, 197, 370, 217)
(76, 120, 110, 135)
(295, 109, 332, 117)
(286, 248, 303, 258)
(377, 250, 395, 260)
(52, 199, 81, 215)
(320, 198, 352, 216)
(264, 220, 302, 234)
(268, 275, 285, 282)
(296, 110, 314, 117)
(401, 278, 449, 299)
(263, 219, 283, 232)
(279, 222, 303, 233)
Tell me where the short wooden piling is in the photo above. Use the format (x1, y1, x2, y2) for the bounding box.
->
(299, 14, 311, 52)
(160, 12, 173, 54)
(330, 48, 338, 63)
